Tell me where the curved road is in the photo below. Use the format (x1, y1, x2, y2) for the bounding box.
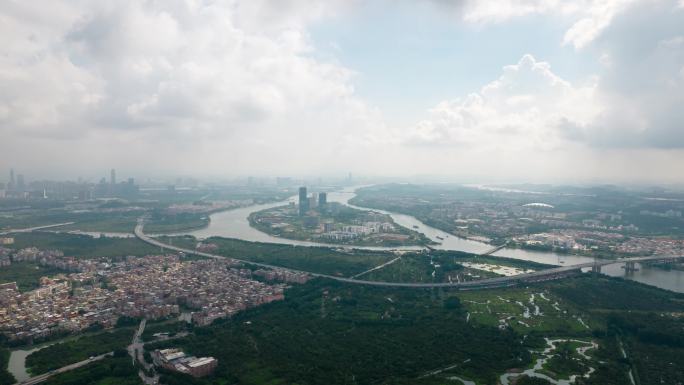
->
(135, 220, 682, 289)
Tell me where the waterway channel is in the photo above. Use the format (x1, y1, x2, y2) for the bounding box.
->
(183, 186, 684, 293)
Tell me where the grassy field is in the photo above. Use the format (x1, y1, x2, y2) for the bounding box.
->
(0, 262, 68, 291)
(362, 251, 552, 284)
(9, 232, 159, 257)
(458, 287, 595, 335)
(204, 237, 395, 277)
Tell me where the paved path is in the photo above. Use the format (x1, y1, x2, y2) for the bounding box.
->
(127, 319, 159, 385)
(1, 222, 74, 236)
(15, 352, 112, 385)
(351, 256, 402, 279)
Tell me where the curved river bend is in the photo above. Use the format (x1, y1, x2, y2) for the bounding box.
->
(184, 187, 684, 293)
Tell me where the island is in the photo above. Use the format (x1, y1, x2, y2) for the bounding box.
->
(248, 202, 431, 247)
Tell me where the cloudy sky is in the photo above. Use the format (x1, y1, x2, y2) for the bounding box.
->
(1, 0, 683, 183)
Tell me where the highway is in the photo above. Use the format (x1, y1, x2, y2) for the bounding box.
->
(134, 220, 683, 290)
(0, 222, 75, 236)
(15, 352, 113, 385)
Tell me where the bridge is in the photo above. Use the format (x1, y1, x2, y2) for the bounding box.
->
(134, 220, 684, 290)
(481, 243, 507, 256)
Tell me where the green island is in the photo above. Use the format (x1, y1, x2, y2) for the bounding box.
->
(248, 202, 431, 247)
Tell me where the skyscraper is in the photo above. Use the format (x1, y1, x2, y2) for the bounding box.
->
(318, 192, 327, 207)
(16, 174, 25, 191)
(298, 186, 309, 216)
(110, 169, 116, 185)
(9, 169, 14, 190)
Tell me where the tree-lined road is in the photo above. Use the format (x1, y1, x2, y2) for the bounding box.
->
(16, 352, 112, 385)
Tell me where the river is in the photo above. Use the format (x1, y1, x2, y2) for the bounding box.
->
(184, 186, 684, 293)
(7, 339, 61, 382)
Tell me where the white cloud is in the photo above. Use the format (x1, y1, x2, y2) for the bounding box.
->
(459, 0, 645, 49)
(0, 0, 387, 176)
(413, 0, 684, 153)
(410, 55, 599, 150)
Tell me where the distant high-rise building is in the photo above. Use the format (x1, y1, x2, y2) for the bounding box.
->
(110, 169, 116, 185)
(16, 174, 25, 191)
(276, 177, 292, 186)
(298, 186, 309, 216)
(318, 192, 327, 207)
(9, 169, 15, 191)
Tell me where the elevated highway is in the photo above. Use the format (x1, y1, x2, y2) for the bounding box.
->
(134, 220, 683, 290)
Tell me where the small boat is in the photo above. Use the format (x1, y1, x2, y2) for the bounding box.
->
(436, 236, 444, 240)
(412, 225, 419, 229)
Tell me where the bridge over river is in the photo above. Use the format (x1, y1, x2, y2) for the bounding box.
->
(135, 220, 684, 290)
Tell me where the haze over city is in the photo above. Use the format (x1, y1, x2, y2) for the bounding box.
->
(1, 0, 683, 183)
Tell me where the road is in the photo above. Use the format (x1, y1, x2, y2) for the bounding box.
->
(15, 352, 113, 385)
(0, 222, 75, 236)
(134, 220, 683, 289)
(127, 319, 159, 385)
(351, 256, 402, 279)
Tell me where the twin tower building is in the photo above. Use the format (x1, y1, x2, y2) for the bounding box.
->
(298, 187, 327, 216)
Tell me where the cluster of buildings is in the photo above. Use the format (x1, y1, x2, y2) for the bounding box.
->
(513, 229, 684, 256)
(253, 268, 310, 284)
(298, 186, 327, 216)
(317, 222, 405, 242)
(105, 255, 287, 326)
(152, 348, 218, 377)
(0, 250, 296, 342)
(0, 168, 139, 201)
(0, 246, 64, 268)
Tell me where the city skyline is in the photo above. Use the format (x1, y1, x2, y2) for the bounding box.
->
(1, 1, 683, 183)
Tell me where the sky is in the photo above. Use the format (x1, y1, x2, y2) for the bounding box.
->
(1, 0, 683, 183)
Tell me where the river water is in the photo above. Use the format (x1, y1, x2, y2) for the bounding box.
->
(184, 187, 684, 293)
(7, 340, 58, 382)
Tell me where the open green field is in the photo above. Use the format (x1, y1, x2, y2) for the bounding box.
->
(201, 237, 395, 277)
(0, 262, 68, 292)
(458, 287, 595, 335)
(9, 232, 159, 257)
(363, 250, 553, 284)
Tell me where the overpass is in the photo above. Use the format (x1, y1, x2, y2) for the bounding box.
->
(134, 220, 683, 290)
